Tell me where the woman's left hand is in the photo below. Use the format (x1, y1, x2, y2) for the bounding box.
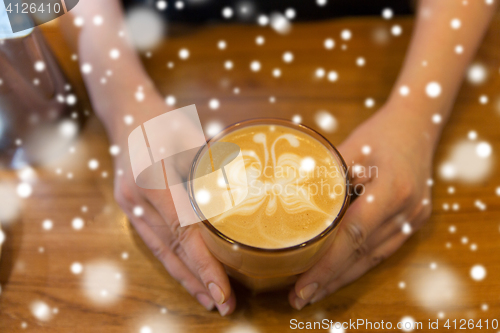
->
(289, 104, 436, 309)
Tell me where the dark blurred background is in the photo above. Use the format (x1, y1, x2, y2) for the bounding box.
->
(123, 0, 414, 22)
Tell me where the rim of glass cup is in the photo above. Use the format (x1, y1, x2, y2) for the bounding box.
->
(188, 118, 351, 253)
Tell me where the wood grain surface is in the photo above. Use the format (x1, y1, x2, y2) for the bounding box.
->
(1, 12, 500, 333)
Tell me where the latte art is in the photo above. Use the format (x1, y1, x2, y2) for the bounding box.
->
(195, 124, 346, 249)
(220, 134, 334, 218)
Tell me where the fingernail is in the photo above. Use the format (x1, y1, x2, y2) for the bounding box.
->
(294, 297, 308, 310)
(310, 289, 328, 304)
(299, 283, 318, 300)
(208, 283, 225, 305)
(218, 302, 230, 316)
(196, 293, 215, 311)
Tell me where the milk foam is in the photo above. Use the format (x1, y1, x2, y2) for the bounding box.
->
(200, 125, 345, 249)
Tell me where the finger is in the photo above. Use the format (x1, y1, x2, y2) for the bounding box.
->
(364, 195, 430, 250)
(296, 210, 404, 305)
(127, 195, 230, 314)
(364, 213, 408, 250)
(166, 225, 237, 316)
(309, 201, 427, 306)
(126, 203, 215, 311)
(289, 288, 308, 311)
(215, 288, 237, 317)
(317, 232, 410, 299)
(316, 212, 409, 289)
(293, 177, 403, 302)
(176, 226, 233, 306)
(145, 189, 235, 314)
(291, 229, 411, 309)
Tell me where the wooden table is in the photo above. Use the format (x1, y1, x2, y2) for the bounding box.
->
(1, 12, 500, 333)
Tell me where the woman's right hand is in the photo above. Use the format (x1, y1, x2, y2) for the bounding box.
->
(68, 0, 239, 315)
(106, 100, 236, 316)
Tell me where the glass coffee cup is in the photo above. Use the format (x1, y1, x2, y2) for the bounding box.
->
(188, 118, 350, 292)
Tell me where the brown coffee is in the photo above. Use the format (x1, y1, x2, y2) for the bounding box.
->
(200, 124, 345, 249)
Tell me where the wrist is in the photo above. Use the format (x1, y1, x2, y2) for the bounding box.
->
(374, 98, 448, 162)
(382, 95, 449, 144)
(94, 93, 171, 145)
